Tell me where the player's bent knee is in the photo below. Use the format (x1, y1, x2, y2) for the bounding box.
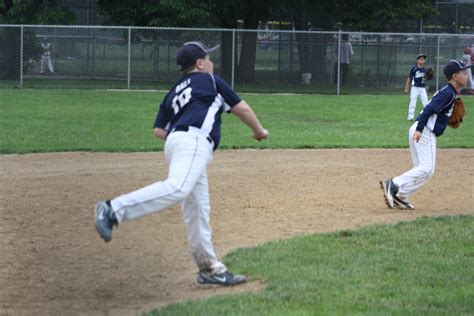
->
(419, 165, 435, 178)
(165, 179, 193, 200)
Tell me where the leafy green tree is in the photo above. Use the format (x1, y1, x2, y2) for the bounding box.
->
(281, 1, 337, 82)
(0, 0, 75, 24)
(233, 1, 273, 83)
(97, 0, 212, 78)
(98, 0, 210, 27)
(430, 1, 474, 33)
(98, 0, 272, 83)
(338, 0, 436, 32)
(207, 1, 280, 83)
(0, 0, 75, 79)
(281, 0, 435, 82)
(209, 2, 239, 82)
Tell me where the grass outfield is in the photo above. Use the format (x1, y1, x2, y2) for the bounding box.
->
(150, 215, 474, 315)
(1, 89, 473, 154)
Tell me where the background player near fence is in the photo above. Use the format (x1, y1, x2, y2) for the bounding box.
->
(381, 59, 470, 210)
(40, 39, 54, 74)
(462, 47, 474, 94)
(405, 54, 430, 121)
(94, 41, 269, 286)
(333, 33, 353, 85)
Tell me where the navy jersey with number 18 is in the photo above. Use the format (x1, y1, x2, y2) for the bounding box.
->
(153, 72, 242, 150)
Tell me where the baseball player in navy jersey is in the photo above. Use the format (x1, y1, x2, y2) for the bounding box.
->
(405, 54, 429, 121)
(381, 59, 470, 210)
(94, 41, 269, 286)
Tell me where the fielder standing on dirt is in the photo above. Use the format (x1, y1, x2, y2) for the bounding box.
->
(94, 41, 269, 286)
(405, 53, 430, 121)
(381, 59, 469, 210)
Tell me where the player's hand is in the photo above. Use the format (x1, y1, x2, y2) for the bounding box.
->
(253, 128, 269, 141)
(413, 131, 422, 142)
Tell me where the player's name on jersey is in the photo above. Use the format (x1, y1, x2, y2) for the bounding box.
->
(415, 71, 424, 78)
(176, 78, 191, 93)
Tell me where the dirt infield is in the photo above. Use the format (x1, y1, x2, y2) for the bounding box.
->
(1, 149, 473, 315)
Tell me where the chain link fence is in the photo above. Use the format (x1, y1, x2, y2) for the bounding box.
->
(1, 24, 473, 94)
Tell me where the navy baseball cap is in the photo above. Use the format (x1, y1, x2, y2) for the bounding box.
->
(416, 53, 427, 60)
(176, 41, 220, 71)
(443, 59, 473, 77)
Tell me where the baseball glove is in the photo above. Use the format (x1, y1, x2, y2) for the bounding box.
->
(424, 67, 434, 81)
(448, 97, 465, 128)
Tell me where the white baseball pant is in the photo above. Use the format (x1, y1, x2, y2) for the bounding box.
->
(40, 55, 54, 73)
(408, 87, 428, 120)
(393, 122, 436, 203)
(467, 68, 474, 89)
(110, 128, 226, 275)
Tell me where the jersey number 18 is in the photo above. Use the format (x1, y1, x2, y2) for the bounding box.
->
(171, 87, 192, 114)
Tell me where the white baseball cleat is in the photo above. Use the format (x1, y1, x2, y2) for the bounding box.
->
(380, 179, 399, 209)
(95, 201, 118, 242)
(197, 271, 246, 286)
(393, 196, 415, 210)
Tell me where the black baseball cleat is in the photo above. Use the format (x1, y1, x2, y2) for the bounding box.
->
(380, 179, 399, 209)
(95, 201, 118, 242)
(197, 271, 246, 286)
(393, 196, 415, 210)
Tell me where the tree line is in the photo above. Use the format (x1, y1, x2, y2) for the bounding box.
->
(0, 0, 438, 81)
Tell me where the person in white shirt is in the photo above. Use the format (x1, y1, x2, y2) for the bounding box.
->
(40, 40, 54, 74)
(462, 47, 473, 92)
(334, 33, 354, 85)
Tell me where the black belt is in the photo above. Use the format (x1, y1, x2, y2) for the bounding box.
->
(173, 126, 213, 144)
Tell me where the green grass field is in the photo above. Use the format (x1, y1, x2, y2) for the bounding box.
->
(1, 89, 473, 315)
(150, 215, 474, 315)
(1, 89, 473, 153)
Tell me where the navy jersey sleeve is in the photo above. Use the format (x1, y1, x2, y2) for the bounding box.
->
(416, 88, 454, 133)
(214, 75, 241, 110)
(408, 66, 415, 79)
(153, 102, 170, 129)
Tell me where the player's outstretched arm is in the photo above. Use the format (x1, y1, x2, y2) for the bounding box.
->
(231, 101, 269, 141)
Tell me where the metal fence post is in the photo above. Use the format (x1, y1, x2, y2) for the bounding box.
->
(92, 28, 96, 77)
(231, 29, 235, 89)
(290, 30, 293, 73)
(278, 29, 281, 79)
(337, 30, 341, 96)
(20, 26, 24, 89)
(127, 27, 131, 90)
(436, 35, 440, 91)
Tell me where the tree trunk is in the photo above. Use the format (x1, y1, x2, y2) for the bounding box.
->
(217, 10, 237, 83)
(0, 27, 21, 80)
(308, 32, 331, 83)
(294, 27, 331, 83)
(236, 10, 259, 83)
(292, 6, 335, 84)
(295, 32, 310, 73)
(220, 30, 234, 83)
(293, 18, 311, 80)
